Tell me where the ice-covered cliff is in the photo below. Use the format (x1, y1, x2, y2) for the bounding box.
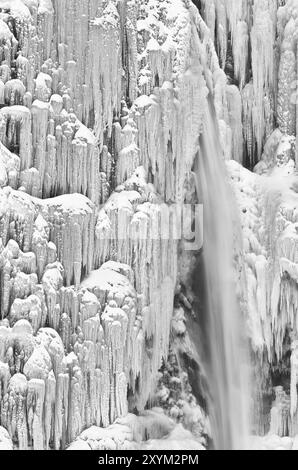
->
(0, 0, 223, 450)
(198, 0, 298, 446)
(0, 0, 298, 452)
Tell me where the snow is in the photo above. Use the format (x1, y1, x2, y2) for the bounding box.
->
(68, 410, 205, 451)
(142, 424, 204, 450)
(0, 425, 13, 449)
(0, 19, 12, 42)
(0, 0, 31, 19)
(133, 94, 154, 109)
(251, 434, 294, 450)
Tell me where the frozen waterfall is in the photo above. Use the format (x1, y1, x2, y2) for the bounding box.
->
(0, 0, 298, 452)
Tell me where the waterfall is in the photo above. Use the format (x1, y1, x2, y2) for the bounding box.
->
(196, 98, 251, 449)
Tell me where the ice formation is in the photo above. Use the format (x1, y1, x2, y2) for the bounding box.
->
(194, 0, 298, 448)
(0, 0, 220, 450)
(0, 0, 298, 452)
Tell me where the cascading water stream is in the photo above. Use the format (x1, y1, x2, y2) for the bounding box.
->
(195, 98, 251, 449)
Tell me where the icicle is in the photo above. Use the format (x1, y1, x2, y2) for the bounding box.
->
(250, 0, 277, 158)
(226, 85, 244, 163)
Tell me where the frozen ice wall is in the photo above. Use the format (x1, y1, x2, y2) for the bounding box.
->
(195, 0, 298, 442)
(2, 0, 297, 451)
(0, 0, 239, 450)
(200, 0, 295, 167)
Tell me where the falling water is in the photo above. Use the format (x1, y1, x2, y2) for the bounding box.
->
(195, 97, 251, 449)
